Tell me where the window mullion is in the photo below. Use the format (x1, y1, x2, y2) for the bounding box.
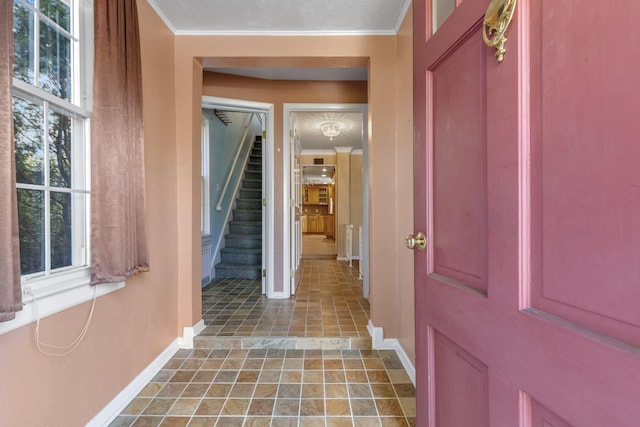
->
(72, 117, 85, 267)
(33, 0, 41, 88)
(43, 100, 51, 275)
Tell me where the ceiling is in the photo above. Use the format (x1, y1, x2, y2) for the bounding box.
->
(147, 0, 411, 35)
(206, 67, 368, 81)
(293, 111, 364, 151)
(149, 0, 377, 155)
(302, 165, 335, 184)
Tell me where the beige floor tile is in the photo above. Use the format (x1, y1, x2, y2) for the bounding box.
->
(114, 260, 416, 427)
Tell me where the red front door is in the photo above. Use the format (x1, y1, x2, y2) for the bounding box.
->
(413, 1, 640, 425)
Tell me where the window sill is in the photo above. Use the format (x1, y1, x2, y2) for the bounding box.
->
(0, 268, 124, 336)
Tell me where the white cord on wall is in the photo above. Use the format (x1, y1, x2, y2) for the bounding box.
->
(28, 285, 99, 357)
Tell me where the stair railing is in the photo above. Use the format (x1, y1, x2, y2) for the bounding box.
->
(216, 113, 256, 211)
(345, 224, 354, 267)
(358, 225, 364, 280)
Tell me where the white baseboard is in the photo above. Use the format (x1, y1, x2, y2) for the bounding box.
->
(368, 320, 416, 386)
(179, 319, 206, 348)
(268, 291, 287, 299)
(87, 338, 180, 427)
(336, 256, 361, 262)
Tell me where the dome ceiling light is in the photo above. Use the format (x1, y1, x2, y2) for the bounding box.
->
(320, 122, 342, 141)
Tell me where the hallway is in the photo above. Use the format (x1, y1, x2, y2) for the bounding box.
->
(302, 235, 337, 259)
(199, 260, 367, 338)
(109, 260, 416, 426)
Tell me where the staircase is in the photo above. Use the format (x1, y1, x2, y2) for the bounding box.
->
(215, 136, 263, 279)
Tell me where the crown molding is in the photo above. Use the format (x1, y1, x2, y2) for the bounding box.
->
(393, 0, 412, 34)
(175, 30, 397, 37)
(334, 147, 354, 153)
(299, 149, 337, 156)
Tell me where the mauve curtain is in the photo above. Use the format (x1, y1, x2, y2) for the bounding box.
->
(91, 0, 149, 285)
(0, 1, 22, 321)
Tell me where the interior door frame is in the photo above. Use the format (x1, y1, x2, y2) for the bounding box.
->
(289, 113, 301, 295)
(202, 96, 275, 297)
(283, 103, 370, 299)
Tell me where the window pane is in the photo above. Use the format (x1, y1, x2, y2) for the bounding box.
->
(433, 0, 456, 33)
(17, 189, 45, 275)
(41, 0, 70, 32)
(13, 2, 36, 85)
(49, 109, 72, 188)
(13, 96, 44, 185)
(50, 192, 72, 269)
(39, 20, 71, 101)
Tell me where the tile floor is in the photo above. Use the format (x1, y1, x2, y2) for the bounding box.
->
(200, 260, 369, 338)
(110, 259, 416, 426)
(110, 348, 416, 427)
(302, 234, 336, 258)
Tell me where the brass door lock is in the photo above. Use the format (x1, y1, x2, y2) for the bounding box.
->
(406, 232, 427, 251)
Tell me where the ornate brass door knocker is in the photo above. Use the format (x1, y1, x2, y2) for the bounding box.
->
(483, 0, 517, 62)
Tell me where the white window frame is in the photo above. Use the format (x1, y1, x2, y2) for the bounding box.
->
(201, 114, 211, 236)
(1, 0, 123, 336)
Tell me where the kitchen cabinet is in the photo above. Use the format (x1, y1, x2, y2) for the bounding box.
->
(304, 215, 325, 233)
(324, 214, 334, 239)
(303, 185, 331, 205)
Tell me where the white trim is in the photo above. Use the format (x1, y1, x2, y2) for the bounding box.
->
(337, 256, 361, 261)
(334, 146, 354, 153)
(300, 149, 338, 156)
(179, 319, 206, 348)
(393, 0, 413, 34)
(267, 291, 288, 299)
(12, 79, 90, 118)
(201, 115, 211, 235)
(351, 149, 363, 155)
(201, 96, 275, 299)
(368, 320, 416, 386)
(0, 275, 124, 336)
(87, 339, 181, 427)
(174, 30, 398, 36)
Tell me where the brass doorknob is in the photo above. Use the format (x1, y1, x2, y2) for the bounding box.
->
(405, 232, 426, 251)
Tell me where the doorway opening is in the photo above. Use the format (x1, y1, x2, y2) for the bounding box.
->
(283, 103, 369, 299)
(201, 96, 275, 297)
(301, 164, 337, 260)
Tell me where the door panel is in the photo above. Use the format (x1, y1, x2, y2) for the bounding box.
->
(414, 0, 640, 426)
(434, 331, 489, 427)
(532, 399, 573, 427)
(529, 0, 640, 345)
(433, 30, 488, 293)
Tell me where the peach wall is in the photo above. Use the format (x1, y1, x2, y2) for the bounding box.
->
(174, 26, 415, 363)
(0, 2, 180, 425)
(335, 150, 352, 258)
(394, 5, 415, 362)
(299, 154, 338, 165)
(350, 154, 364, 257)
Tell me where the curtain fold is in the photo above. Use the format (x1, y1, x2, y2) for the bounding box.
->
(91, 0, 149, 285)
(0, 1, 23, 321)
